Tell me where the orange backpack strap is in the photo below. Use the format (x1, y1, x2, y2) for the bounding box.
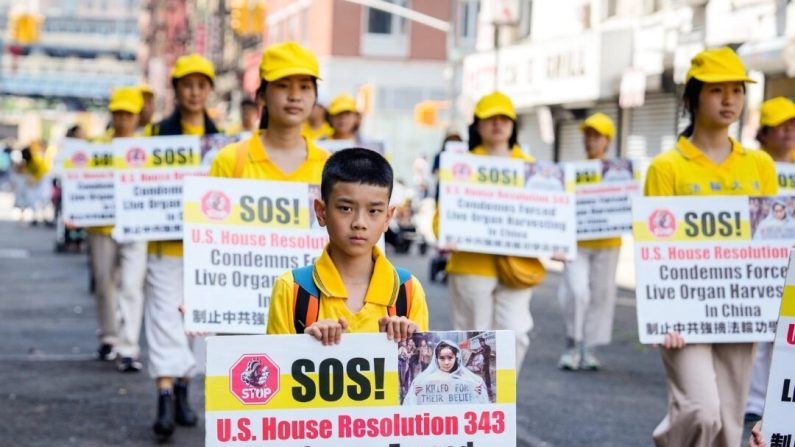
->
(292, 266, 320, 333)
(232, 139, 249, 178)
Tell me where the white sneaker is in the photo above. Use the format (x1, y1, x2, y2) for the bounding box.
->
(558, 348, 581, 370)
(580, 347, 601, 371)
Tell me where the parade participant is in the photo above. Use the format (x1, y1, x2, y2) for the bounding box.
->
(88, 87, 148, 373)
(240, 97, 259, 133)
(557, 112, 620, 371)
(302, 102, 333, 142)
(403, 340, 489, 406)
(211, 41, 328, 181)
(143, 53, 220, 441)
(138, 84, 155, 130)
(644, 47, 777, 446)
(324, 94, 360, 142)
(745, 96, 795, 424)
(444, 91, 541, 371)
(267, 148, 429, 344)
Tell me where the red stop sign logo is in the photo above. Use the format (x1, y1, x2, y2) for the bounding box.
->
(229, 354, 280, 405)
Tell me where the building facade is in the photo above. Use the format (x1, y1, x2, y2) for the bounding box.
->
(462, 0, 795, 170)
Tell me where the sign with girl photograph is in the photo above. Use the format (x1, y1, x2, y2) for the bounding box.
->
(633, 195, 795, 344)
(563, 158, 640, 240)
(438, 152, 577, 259)
(59, 138, 115, 227)
(205, 331, 516, 446)
(111, 135, 243, 242)
(182, 176, 327, 334)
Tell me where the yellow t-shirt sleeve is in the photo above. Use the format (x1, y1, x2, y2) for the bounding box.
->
(209, 143, 237, 178)
(408, 276, 430, 332)
(644, 158, 674, 197)
(266, 273, 297, 335)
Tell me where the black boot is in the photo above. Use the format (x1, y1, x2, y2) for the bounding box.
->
(153, 390, 175, 440)
(174, 380, 198, 427)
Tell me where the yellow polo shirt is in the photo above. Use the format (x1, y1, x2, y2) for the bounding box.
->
(210, 130, 329, 181)
(302, 122, 333, 142)
(267, 245, 429, 334)
(445, 145, 537, 277)
(645, 136, 777, 197)
(148, 122, 205, 257)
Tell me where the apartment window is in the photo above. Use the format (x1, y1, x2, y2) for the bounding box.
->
(459, 0, 479, 41)
(362, 0, 409, 57)
(517, 0, 532, 38)
(366, 0, 407, 36)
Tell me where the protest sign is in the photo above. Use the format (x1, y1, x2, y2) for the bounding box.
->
(112, 135, 242, 242)
(761, 252, 795, 444)
(438, 152, 576, 259)
(205, 330, 516, 447)
(633, 195, 795, 344)
(182, 176, 327, 333)
(59, 138, 115, 226)
(563, 159, 640, 240)
(776, 162, 795, 192)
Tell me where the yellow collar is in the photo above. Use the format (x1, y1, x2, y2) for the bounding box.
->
(471, 144, 533, 161)
(312, 244, 400, 307)
(250, 130, 325, 164)
(676, 135, 745, 160)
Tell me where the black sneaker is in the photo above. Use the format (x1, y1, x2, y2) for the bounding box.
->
(117, 357, 142, 373)
(96, 343, 116, 361)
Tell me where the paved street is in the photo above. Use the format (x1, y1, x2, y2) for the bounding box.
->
(0, 199, 671, 446)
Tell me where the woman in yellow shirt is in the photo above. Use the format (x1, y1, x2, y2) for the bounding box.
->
(445, 91, 539, 371)
(645, 47, 777, 447)
(145, 53, 220, 442)
(210, 42, 328, 182)
(557, 112, 621, 371)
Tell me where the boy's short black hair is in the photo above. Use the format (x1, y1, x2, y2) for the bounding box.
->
(321, 148, 393, 202)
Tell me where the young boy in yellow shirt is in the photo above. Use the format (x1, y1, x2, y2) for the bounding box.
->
(267, 148, 429, 343)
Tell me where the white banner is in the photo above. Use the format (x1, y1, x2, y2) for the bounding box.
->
(438, 153, 577, 259)
(315, 139, 387, 156)
(762, 252, 795, 444)
(59, 138, 115, 227)
(111, 135, 242, 242)
(182, 176, 327, 334)
(633, 196, 795, 344)
(205, 331, 517, 447)
(564, 159, 640, 240)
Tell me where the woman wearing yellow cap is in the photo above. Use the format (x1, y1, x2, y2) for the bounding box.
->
(144, 53, 219, 441)
(87, 87, 148, 376)
(644, 47, 777, 446)
(557, 112, 621, 371)
(744, 96, 795, 425)
(324, 94, 361, 141)
(445, 91, 540, 371)
(210, 41, 329, 181)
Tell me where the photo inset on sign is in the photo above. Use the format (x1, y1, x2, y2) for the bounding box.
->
(524, 161, 564, 191)
(600, 159, 634, 182)
(400, 331, 495, 406)
(751, 196, 795, 240)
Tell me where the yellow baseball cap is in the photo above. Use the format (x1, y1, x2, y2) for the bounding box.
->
(760, 97, 795, 128)
(259, 41, 320, 82)
(109, 86, 144, 114)
(686, 47, 756, 84)
(474, 91, 516, 120)
(138, 83, 154, 96)
(171, 53, 216, 83)
(580, 112, 615, 140)
(328, 94, 358, 116)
